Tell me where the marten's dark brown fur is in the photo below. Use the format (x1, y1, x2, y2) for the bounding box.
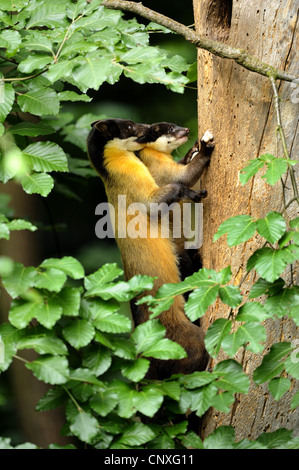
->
(87, 118, 208, 379)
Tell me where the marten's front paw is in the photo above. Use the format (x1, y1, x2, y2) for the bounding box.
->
(200, 130, 215, 155)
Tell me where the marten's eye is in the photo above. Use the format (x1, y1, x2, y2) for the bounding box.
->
(168, 126, 174, 133)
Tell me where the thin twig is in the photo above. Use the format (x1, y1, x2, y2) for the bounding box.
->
(102, 0, 298, 83)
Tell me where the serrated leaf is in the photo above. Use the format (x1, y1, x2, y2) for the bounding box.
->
(111, 337, 136, 360)
(264, 287, 296, 317)
(73, 57, 112, 91)
(284, 354, 299, 379)
(2, 263, 36, 298)
(90, 389, 118, 417)
(239, 158, 265, 185)
(26, 1, 67, 29)
(83, 345, 112, 376)
(93, 311, 131, 334)
(117, 422, 156, 447)
(236, 301, 269, 322)
(21, 172, 54, 197)
(34, 298, 63, 329)
(0, 30, 21, 57)
(249, 277, 285, 299)
(121, 358, 150, 382)
(9, 298, 43, 329)
(40, 257, 84, 279)
(262, 158, 288, 185)
(256, 428, 293, 449)
(17, 329, 67, 355)
(52, 287, 81, 317)
(22, 141, 68, 173)
(18, 87, 59, 116)
(7, 219, 37, 233)
(268, 377, 291, 400)
(142, 337, 186, 360)
(223, 322, 266, 355)
(210, 391, 235, 413)
(36, 387, 67, 411)
(135, 385, 164, 417)
(18, 54, 52, 73)
(33, 268, 67, 292)
(204, 318, 231, 357)
(0, 82, 15, 122)
(213, 215, 256, 246)
(185, 284, 220, 320)
(131, 319, 165, 354)
(247, 247, 290, 283)
(191, 383, 218, 417)
(63, 319, 95, 349)
(256, 211, 286, 243)
(69, 411, 99, 444)
(214, 359, 250, 394)
(291, 390, 299, 409)
(219, 285, 242, 307)
(8, 121, 55, 137)
(203, 426, 235, 449)
(84, 263, 123, 289)
(179, 371, 216, 389)
(0, 323, 21, 371)
(26, 355, 69, 384)
(58, 91, 91, 102)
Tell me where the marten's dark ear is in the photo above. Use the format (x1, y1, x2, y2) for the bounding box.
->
(92, 120, 111, 137)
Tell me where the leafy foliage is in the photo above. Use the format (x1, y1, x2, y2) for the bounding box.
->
(0, 0, 298, 451)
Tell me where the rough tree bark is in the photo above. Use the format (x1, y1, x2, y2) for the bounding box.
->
(193, 0, 299, 440)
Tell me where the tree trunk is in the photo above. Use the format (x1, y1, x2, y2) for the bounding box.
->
(193, 0, 299, 440)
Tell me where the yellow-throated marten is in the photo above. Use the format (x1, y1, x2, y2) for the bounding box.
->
(136, 122, 214, 281)
(87, 118, 208, 379)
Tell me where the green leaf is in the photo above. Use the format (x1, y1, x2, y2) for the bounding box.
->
(284, 354, 299, 379)
(22, 141, 68, 173)
(179, 371, 216, 389)
(131, 319, 165, 354)
(26, 1, 67, 29)
(0, 82, 15, 122)
(256, 211, 286, 244)
(143, 338, 187, 360)
(262, 157, 288, 185)
(33, 268, 67, 292)
(83, 345, 112, 376)
(17, 328, 67, 356)
(9, 298, 43, 329)
(21, 172, 54, 197)
(264, 287, 296, 317)
(236, 301, 269, 322)
(26, 355, 69, 384)
(239, 158, 265, 185)
(268, 377, 291, 400)
(58, 91, 91, 102)
(0, 30, 21, 57)
(253, 342, 293, 384)
(90, 389, 118, 417)
(18, 87, 59, 116)
(2, 263, 36, 298)
(213, 215, 256, 246)
(204, 318, 231, 357)
(69, 411, 99, 444)
(190, 383, 218, 417)
(63, 319, 95, 349)
(222, 322, 266, 355)
(7, 219, 37, 233)
(51, 287, 81, 317)
(72, 56, 113, 91)
(93, 311, 131, 334)
(210, 391, 235, 413)
(219, 285, 242, 307)
(121, 358, 150, 382)
(40, 257, 84, 279)
(247, 247, 291, 282)
(214, 360, 250, 394)
(34, 297, 63, 329)
(36, 387, 67, 411)
(22, 31, 54, 54)
(256, 428, 293, 449)
(185, 284, 220, 320)
(84, 263, 123, 289)
(117, 422, 156, 447)
(203, 426, 235, 449)
(291, 390, 299, 409)
(18, 54, 52, 73)
(0, 323, 21, 371)
(8, 121, 55, 137)
(249, 277, 285, 299)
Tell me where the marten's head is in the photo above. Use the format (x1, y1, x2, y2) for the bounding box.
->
(137, 122, 189, 153)
(87, 118, 150, 176)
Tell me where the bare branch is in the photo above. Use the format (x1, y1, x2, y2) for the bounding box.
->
(102, 0, 297, 83)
